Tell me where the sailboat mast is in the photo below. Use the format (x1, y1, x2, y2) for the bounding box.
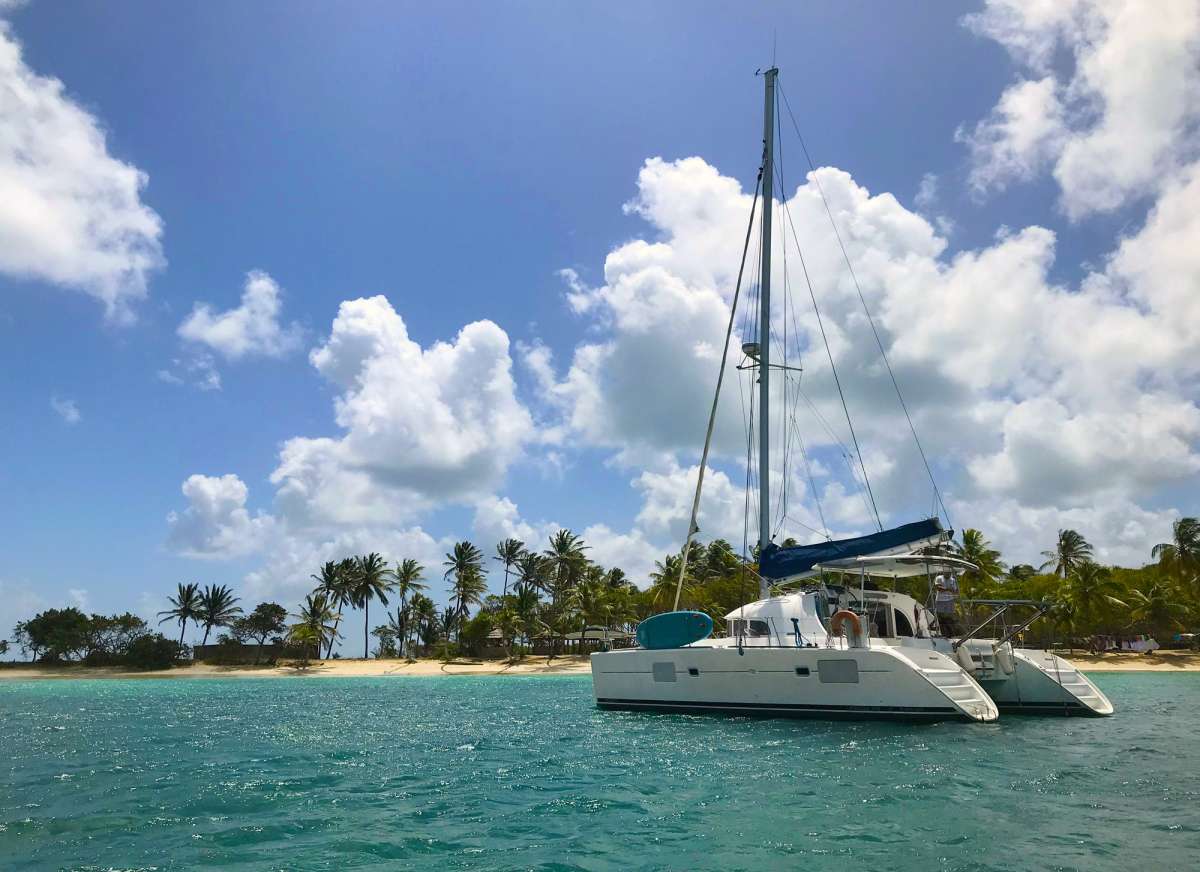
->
(758, 67, 777, 599)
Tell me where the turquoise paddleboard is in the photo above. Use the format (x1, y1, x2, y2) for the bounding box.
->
(636, 611, 713, 650)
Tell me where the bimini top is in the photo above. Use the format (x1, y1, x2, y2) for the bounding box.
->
(759, 518, 948, 580)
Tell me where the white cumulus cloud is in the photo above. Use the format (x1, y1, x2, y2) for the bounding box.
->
(271, 296, 535, 530)
(0, 23, 163, 322)
(166, 474, 276, 559)
(178, 270, 303, 360)
(961, 0, 1200, 218)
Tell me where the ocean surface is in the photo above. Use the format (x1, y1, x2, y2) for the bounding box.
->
(1, 673, 1197, 871)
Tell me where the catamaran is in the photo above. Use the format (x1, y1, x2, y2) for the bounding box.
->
(590, 67, 1112, 722)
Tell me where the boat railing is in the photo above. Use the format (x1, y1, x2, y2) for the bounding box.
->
(955, 599, 1053, 650)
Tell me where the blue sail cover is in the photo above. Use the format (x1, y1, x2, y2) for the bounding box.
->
(759, 518, 946, 580)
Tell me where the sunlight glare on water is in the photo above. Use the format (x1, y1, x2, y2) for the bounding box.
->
(1, 674, 1198, 870)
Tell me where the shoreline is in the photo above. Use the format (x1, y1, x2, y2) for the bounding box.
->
(1, 650, 1199, 680)
(0, 656, 595, 680)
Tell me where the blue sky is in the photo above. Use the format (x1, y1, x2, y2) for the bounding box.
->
(2, 0, 1198, 645)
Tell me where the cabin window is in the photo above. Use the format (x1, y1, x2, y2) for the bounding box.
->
(893, 608, 914, 638)
(729, 619, 770, 638)
(818, 659, 860, 684)
(871, 608, 890, 638)
(652, 662, 677, 682)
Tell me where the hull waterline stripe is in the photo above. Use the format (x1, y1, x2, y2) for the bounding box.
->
(596, 697, 958, 715)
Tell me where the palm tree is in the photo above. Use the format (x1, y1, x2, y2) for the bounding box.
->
(196, 584, 242, 648)
(495, 607, 523, 661)
(515, 552, 549, 598)
(956, 529, 1005, 597)
(1152, 517, 1200, 587)
(350, 553, 393, 658)
(285, 623, 323, 667)
(1058, 561, 1126, 646)
(387, 559, 427, 656)
(409, 593, 438, 656)
(1041, 529, 1094, 578)
(312, 560, 354, 658)
(1127, 583, 1187, 641)
(544, 529, 588, 604)
(570, 577, 609, 631)
(648, 554, 692, 609)
(513, 584, 540, 646)
(158, 582, 202, 647)
(444, 541, 487, 638)
(493, 538, 526, 597)
(294, 593, 337, 659)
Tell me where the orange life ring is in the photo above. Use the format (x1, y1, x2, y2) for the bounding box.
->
(830, 609, 865, 646)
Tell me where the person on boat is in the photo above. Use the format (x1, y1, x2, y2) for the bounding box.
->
(934, 572, 960, 637)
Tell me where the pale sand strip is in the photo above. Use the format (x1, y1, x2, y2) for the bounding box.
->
(0, 656, 594, 680)
(1, 650, 1198, 680)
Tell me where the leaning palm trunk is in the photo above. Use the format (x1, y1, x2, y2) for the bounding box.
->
(363, 603, 370, 659)
(326, 614, 342, 659)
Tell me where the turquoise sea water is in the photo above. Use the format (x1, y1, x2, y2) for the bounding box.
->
(1, 674, 1197, 871)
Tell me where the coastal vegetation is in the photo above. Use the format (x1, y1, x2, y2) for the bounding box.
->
(4, 518, 1198, 666)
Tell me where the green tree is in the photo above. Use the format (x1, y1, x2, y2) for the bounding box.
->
(494, 607, 524, 660)
(409, 593, 439, 655)
(605, 567, 629, 589)
(493, 539, 526, 598)
(234, 603, 288, 664)
(285, 623, 323, 668)
(311, 560, 354, 658)
(459, 611, 495, 657)
(370, 624, 398, 658)
(1007, 564, 1037, 582)
(544, 530, 589, 603)
(388, 559, 427, 657)
(1041, 529, 1094, 578)
(294, 593, 337, 658)
(956, 529, 1006, 597)
(512, 585, 540, 646)
(515, 552, 549, 598)
(158, 582, 203, 646)
(18, 608, 92, 662)
(84, 613, 148, 664)
(196, 584, 242, 648)
(1152, 517, 1200, 589)
(1127, 582, 1187, 641)
(350, 553, 393, 659)
(1058, 562, 1126, 645)
(444, 541, 487, 638)
(124, 634, 185, 670)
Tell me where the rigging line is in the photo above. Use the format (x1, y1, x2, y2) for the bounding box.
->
(775, 163, 883, 531)
(795, 386, 877, 528)
(739, 364, 755, 631)
(792, 417, 830, 539)
(782, 514, 830, 539)
(672, 167, 763, 612)
(778, 80, 951, 529)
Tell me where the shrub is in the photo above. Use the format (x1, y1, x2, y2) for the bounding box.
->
(124, 634, 185, 670)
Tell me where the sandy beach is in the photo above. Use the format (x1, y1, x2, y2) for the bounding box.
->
(2, 650, 1198, 680)
(0, 656, 595, 680)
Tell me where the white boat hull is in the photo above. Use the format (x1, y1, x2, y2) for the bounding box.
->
(949, 641, 1114, 717)
(591, 644, 998, 722)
